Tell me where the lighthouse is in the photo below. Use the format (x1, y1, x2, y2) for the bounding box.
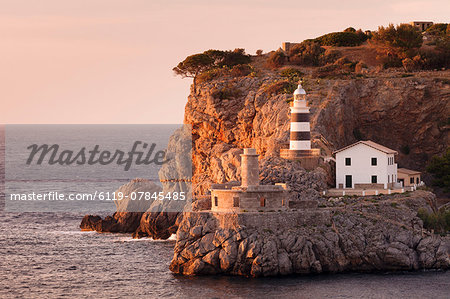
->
(290, 84, 311, 151)
(280, 82, 320, 169)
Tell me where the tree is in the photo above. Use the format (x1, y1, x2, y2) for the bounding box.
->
(372, 24, 423, 53)
(426, 148, 450, 193)
(203, 48, 250, 67)
(289, 41, 324, 66)
(173, 53, 214, 87)
(344, 27, 356, 33)
(425, 23, 448, 36)
(266, 51, 286, 68)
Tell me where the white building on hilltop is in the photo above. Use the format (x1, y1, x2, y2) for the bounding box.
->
(334, 140, 398, 189)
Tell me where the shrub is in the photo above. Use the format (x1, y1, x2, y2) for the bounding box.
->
(344, 27, 356, 33)
(266, 51, 286, 69)
(230, 64, 252, 77)
(203, 48, 251, 67)
(426, 23, 448, 36)
(426, 148, 450, 193)
(379, 52, 403, 68)
(256, 49, 263, 56)
(400, 145, 410, 155)
(314, 64, 341, 78)
(211, 86, 241, 100)
(289, 41, 324, 66)
(402, 58, 416, 71)
(222, 48, 251, 66)
(315, 32, 364, 47)
(355, 29, 368, 42)
(196, 68, 226, 83)
(264, 80, 297, 95)
(321, 48, 342, 64)
(279, 67, 304, 81)
(417, 208, 450, 234)
(353, 128, 363, 140)
(421, 36, 450, 69)
(174, 48, 251, 84)
(372, 24, 423, 52)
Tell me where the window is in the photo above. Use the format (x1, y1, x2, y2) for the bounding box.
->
(410, 177, 414, 184)
(372, 175, 377, 184)
(214, 196, 218, 206)
(371, 157, 377, 166)
(260, 197, 266, 207)
(233, 197, 240, 207)
(416, 177, 419, 184)
(345, 158, 351, 166)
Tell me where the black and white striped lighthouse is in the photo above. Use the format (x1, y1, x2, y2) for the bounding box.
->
(289, 84, 311, 151)
(280, 82, 320, 169)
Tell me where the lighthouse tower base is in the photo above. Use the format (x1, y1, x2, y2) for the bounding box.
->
(280, 148, 321, 170)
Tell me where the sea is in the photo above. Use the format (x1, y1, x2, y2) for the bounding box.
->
(0, 125, 449, 298)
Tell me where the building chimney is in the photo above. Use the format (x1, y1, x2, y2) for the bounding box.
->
(240, 148, 259, 187)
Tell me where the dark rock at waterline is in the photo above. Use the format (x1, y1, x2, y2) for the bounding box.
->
(80, 212, 143, 233)
(132, 211, 180, 239)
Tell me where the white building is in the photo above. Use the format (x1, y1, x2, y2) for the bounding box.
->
(334, 141, 398, 189)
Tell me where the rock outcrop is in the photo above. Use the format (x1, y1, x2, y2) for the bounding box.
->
(80, 179, 162, 234)
(80, 125, 192, 240)
(185, 72, 449, 194)
(170, 191, 450, 277)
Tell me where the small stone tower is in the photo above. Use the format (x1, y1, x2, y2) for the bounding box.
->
(240, 148, 259, 187)
(210, 148, 289, 212)
(280, 83, 320, 169)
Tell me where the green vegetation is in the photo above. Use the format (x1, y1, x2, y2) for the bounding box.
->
(417, 208, 450, 235)
(264, 80, 297, 96)
(370, 24, 425, 69)
(400, 145, 410, 155)
(372, 24, 423, 52)
(211, 86, 241, 100)
(315, 31, 365, 47)
(279, 67, 304, 81)
(266, 51, 286, 68)
(352, 128, 363, 140)
(173, 53, 214, 83)
(426, 23, 449, 36)
(426, 148, 450, 193)
(289, 41, 324, 66)
(344, 27, 356, 33)
(173, 48, 251, 85)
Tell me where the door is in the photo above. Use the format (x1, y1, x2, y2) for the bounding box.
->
(345, 175, 352, 188)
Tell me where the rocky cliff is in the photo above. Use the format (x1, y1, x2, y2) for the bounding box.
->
(186, 71, 449, 195)
(170, 191, 450, 277)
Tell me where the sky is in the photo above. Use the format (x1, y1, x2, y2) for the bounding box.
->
(0, 0, 448, 124)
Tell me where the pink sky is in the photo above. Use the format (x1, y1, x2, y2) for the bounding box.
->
(1, 0, 448, 124)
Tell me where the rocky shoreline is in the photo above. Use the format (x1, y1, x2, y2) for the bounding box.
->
(170, 191, 449, 277)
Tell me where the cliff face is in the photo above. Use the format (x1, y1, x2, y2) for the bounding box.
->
(170, 191, 450, 277)
(185, 72, 449, 194)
